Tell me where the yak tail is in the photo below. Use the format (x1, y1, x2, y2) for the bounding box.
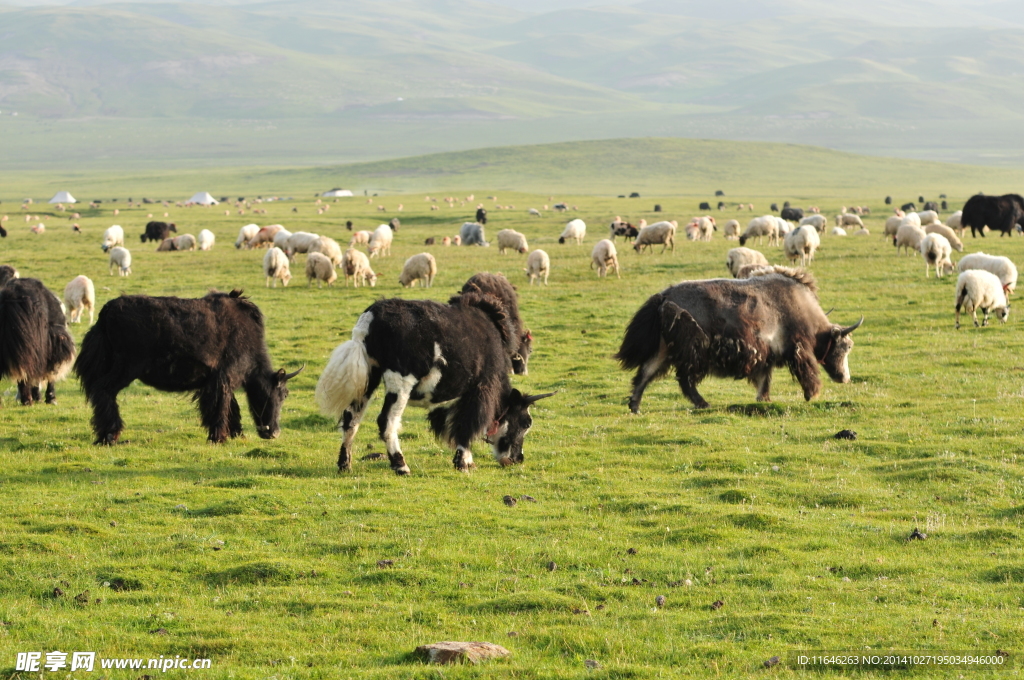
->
(614, 293, 665, 370)
(74, 312, 115, 401)
(315, 312, 373, 421)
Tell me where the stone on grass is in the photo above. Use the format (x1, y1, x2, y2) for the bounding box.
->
(415, 641, 510, 665)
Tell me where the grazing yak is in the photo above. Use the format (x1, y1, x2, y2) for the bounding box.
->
(616, 268, 861, 412)
(475, 207, 488, 225)
(461, 272, 533, 375)
(140, 220, 176, 243)
(74, 290, 302, 444)
(315, 292, 554, 475)
(0, 269, 76, 405)
(780, 206, 804, 221)
(961, 194, 1024, 237)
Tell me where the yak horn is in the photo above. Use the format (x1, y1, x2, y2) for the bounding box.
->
(839, 317, 864, 336)
(283, 364, 306, 380)
(823, 306, 835, 316)
(525, 391, 558, 405)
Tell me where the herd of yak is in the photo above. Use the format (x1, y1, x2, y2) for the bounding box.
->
(0, 192, 1018, 473)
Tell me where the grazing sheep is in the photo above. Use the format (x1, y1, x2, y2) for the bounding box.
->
(247, 224, 283, 249)
(916, 210, 940, 225)
(459, 222, 488, 246)
(894, 223, 926, 255)
(946, 210, 963, 235)
(901, 212, 922, 227)
(453, 235, 462, 246)
(558, 219, 586, 245)
(272, 228, 293, 251)
(800, 214, 827, 232)
(308, 236, 344, 266)
(285, 231, 320, 258)
(884, 215, 904, 238)
(726, 246, 769, 277)
(236, 223, 260, 249)
(349, 230, 372, 247)
(853, 228, 870, 236)
(305, 252, 337, 288)
(784, 224, 820, 267)
(398, 252, 437, 288)
(198, 229, 215, 251)
(441, 236, 451, 246)
(739, 216, 779, 247)
(955, 270, 1010, 328)
(723, 219, 741, 240)
(920, 233, 955, 278)
(525, 249, 550, 286)
(497, 229, 529, 254)
(957, 252, 1018, 294)
(263, 247, 292, 288)
(831, 226, 847, 236)
(836, 213, 864, 228)
(156, 238, 177, 251)
(688, 216, 715, 241)
(174, 234, 197, 251)
(108, 246, 132, 276)
(424, 237, 436, 245)
(633, 220, 677, 254)
(591, 239, 620, 278)
(528, 208, 541, 216)
(63, 275, 95, 325)
(343, 247, 377, 287)
(101, 225, 124, 252)
(368, 225, 394, 258)
(923, 224, 963, 252)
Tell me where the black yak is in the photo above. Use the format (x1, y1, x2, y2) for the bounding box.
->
(475, 207, 488, 225)
(461, 272, 533, 375)
(140, 221, 176, 243)
(780, 206, 804, 221)
(616, 268, 861, 412)
(961, 194, 1024, 237)
(74, 290, 302, 444)
(315, 292, 553, 475)
(0, 269, 76, 405)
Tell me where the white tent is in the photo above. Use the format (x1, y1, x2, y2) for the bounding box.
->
(48, 191, 76, 204)
(188, 192, 219, 205)
(322, 188, 353, 197)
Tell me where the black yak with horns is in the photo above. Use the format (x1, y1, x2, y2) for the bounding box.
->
(74, 289, 302, 444)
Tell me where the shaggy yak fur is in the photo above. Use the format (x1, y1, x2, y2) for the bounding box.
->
(961, 194, 1024, 238)
(616, 268, 862, 412)
(460, 272, 533, 375)
(74, 289, 302, 444)
(0, 270, 76, 405)
(140, 220, 177, 243)
(315, 291, 553, 475)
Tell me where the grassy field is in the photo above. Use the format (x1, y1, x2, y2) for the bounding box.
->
(0, 183, 1023, 678)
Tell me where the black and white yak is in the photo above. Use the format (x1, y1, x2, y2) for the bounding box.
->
(961, 193, 1024, 237)
(0, 268, 76, 405)
(74, 290, 302, 444)
(315, 291, 554, 475)
(140, 220, 177, 243)
(616, 268, 862, 412)
(461, 272, 532, 375)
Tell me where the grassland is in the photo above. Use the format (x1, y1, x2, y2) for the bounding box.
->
(0, 180, 1023, 678)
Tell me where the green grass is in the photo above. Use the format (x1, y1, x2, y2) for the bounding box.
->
(0, 173, 1022, 678)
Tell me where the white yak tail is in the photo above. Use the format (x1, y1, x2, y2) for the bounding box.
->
(315, 312, 373, 421)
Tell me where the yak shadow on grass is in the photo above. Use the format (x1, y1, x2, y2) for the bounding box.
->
(726, 403, 788, 417)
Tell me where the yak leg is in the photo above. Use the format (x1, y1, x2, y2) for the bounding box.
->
(628, 345, 669, 414)
(753, 370, 773, 401)
(227, 395, 243, 438)
(44, 382, 57, 405)
(17, 381, 35, 406)
(675, 367, 710, 409)
(378, 372, 416, 475)
(197, 376, 234, 443)
(90, 386, 129, 445)
(337, 368, 380, 472)
(790, 344, 822, 401)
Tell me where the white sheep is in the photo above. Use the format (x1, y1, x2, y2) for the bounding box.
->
(955, 270, 1010, 328)
(726, 246, 769, 278)
(783, 224, 820, 267)
(800, 214, 827, 232)
(63, 275, 95, 324)
(108, 246, 132, 276)
(305, 252, 337, 288)
(739, 215, 778, 246)
(591, 239, 620, 278)
(174, 233, 197, 251)
(236, 223, 260, 249)
(525, 249, 550, 286)
(957, 252, 1018, 294)
(831, 226, 847, 236)
(272, 228, 294, 251)
(894, 223, 926, 255)
(349, 230, 372, 247)
(497, 229, 529, 254)
(528, 208, 541, 216)
(723, 219, 741, 240)
(559, 218, 587, 245)
(247, 224, 283, 249)
(836, 213, 864, 228)
(853, 228, 870, 236)
(923, 223, 963, 252)
(884, 215, 904, 238)
(309, 236, 344, 266)
(459, 222, 488, 246)
(343, 247, 377, 287)
(398, 252, 437, 288)
(198, 229, 215, 251)
(633, 220, 677, 254)
(689, 216, 715, 241)
(916, 210, 940, 225)
(101, 225, 124, 252)
(773, 216, 792, 237)
(902, 212, 922, 227)
(946, 210, 963, 236)
(368, 224, 394, 258)
(286, 231, 320, 258)
(263, 247, 292, 287)
(920, 233, 954, 278)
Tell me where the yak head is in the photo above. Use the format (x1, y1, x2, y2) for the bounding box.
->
(511, 330, 533, 376)
(488, 389, 556, 466)
(249, 365, 304, 439)
(821, 317, 863, 383)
